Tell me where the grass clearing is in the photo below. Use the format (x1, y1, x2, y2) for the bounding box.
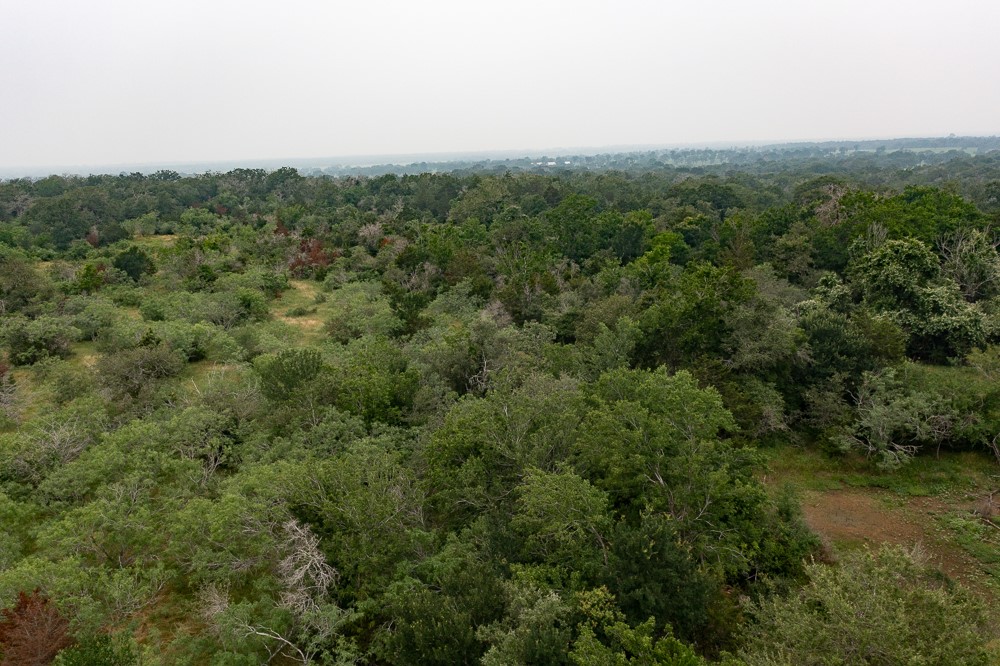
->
(762, 445, 995, 497)
(268, 279, 330, 345)
(133, 234, 178, 250)
(69, 340, 100, 368)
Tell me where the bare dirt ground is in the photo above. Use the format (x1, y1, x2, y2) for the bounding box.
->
(800, 487, 996, 599)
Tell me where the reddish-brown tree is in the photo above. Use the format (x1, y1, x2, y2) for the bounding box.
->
(0, 590, 73, 665)
(288, 238, 334, 277)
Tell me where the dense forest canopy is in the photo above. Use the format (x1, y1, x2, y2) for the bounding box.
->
(1, 141, 1000, 664)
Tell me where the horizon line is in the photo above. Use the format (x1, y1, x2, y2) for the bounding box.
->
(2, 133, 997, 179)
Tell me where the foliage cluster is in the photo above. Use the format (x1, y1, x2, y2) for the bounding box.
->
(1, 154, 999, 663)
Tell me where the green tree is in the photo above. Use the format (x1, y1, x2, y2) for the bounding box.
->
(0, 248, 50, 313)
(545, 194, 601, 262)
(292, 443, 430, 601)
(477, 575, 575, 666)
(424, 373, 582, 526)
(511, 467, 611, 571)
(637, 262, 755, 369)
(112, 246, 156, 283)
(374, 538, 504, 665)
(849, 238, 940, 311)
(849, 239, 989, 361)
(329, 336, 419, 424)
(323, 281, 403, 343)
(569, 587, 708, 666)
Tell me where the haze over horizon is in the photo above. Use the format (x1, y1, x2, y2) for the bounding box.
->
(0, 134, 995, 179)
(3, 0, 999, 172)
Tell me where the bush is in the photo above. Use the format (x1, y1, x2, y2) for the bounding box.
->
(101, 284, 145, 308)
(55, 634, 137, 666)
(214, 268, 288, 298)
(0, 369, 17, 427)
(204, 329, 243, 362)
(254, 348, 324, 402)
(227, 326, 267, 361)
(94, 318, 153, 354)
(153, 321, 217, 361)
(146, 290, 270, 329)
(285, 305, 316, 317)
(1, 315, 79, 365)
(31, 358, 94, 405)
(96, 343, 185, 399)
(137, 293, 170, 321)
(63, 296, 123, 341)
(837, 366, 964, 468)
(0, 249, 51, 313)
(740, 545, 998, 665)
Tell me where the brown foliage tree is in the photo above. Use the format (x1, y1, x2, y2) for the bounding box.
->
(288, 238, 333, 277)
(0, 590, 73, 665)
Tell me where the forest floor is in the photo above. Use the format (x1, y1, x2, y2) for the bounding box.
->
(764, 445, 1000, 602)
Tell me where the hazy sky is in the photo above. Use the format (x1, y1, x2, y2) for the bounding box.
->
(2, 0, 999, 169)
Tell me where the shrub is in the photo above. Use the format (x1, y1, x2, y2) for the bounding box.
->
(94, 317, 156, 354)
(31, 358, 94, 405)
(138, 294, 169, 321)
(153, 321, 216, 361)
(254, 348, 324, 402)
(55, 634, 137, 666)
(0, 367, 16, 425)
(96, 343, 185, 399)
(213, 269, 288, 298)
(101, 284, 145, 308)
(0, 249, 51, 313)
(740, 545, 998, 665)
(197, 290, 269, 329)
(1, 315, 79, 365)
(63, 296, 123, 341)
(285, 305, 316, 317)
(324, 282, 403, 343)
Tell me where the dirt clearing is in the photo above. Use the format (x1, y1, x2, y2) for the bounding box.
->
(798, 486, 998, 602)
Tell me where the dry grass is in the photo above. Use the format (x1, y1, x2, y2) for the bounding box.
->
(269, 279, 329, 345)
(133, 234, 178, 249)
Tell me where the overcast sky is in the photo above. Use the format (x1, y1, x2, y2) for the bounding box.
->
(2, 0, 999, 170)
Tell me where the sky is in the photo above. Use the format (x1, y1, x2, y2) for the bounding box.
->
(1, 0, 999, 171)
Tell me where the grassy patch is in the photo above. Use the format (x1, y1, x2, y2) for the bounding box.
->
(68, 340, 100, 368)
(284, 305, 317, 317)
(268, 279, 330, 346)
(132, 234, 178, 249)
(937, 511, 1000, 591)
(763, 445, 995, 497)
(6, 366, 49, 425)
